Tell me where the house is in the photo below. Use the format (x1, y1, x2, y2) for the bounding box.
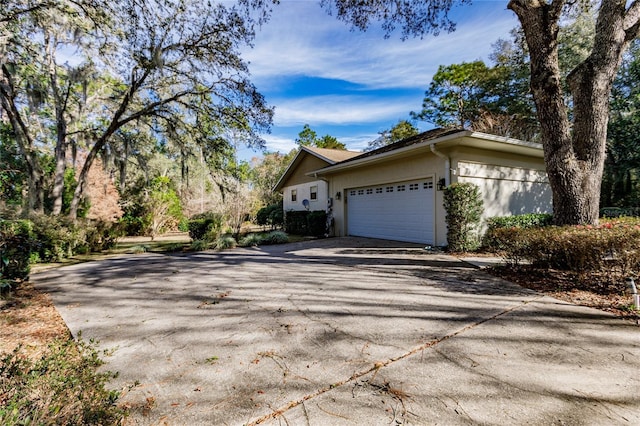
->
(274, 145, 361, 212)
(275, 128, 553, 246)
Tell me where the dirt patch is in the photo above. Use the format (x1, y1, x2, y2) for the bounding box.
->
(0, 282, 70, 359)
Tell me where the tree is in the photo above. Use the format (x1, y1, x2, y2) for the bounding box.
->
(0, 0, 114, 215)
(144, 176, 183, 240)
(603, 40, 640, 206)
(316, 134, 346, 149)
(411, 61, 490, 129)
(0, 0, 274, 219)
(250, 151, 294, 206)
(0, 124, 27, 212)
(366, 119, 419, 151)
(322, 0, 640, 225)
(295, 124, 346, 149)
(295, 124, 318, 147)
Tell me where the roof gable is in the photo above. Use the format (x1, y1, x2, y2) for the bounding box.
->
(273, 146, 360, 192)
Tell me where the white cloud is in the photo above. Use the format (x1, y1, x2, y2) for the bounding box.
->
(244, 1, 518, 90)
(273, 94, 416, 126)
(262, 134, 297, 153)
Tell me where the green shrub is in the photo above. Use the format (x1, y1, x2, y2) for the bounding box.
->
(28, 215, 84, 262)
(215, 236, 237, 250)
(188, 212, 224, 242)
(118, 214, 146, 236)
(0, 220, 34, 281)
(492, 219, 640, 276)
(483, 213, 553, 251)
(239, 233, 263, 247)
(307, 210, 327, 236)
(256, 204, 284, 229)
(259, 231, 289, 245)
(284, 210, 326, 236)
(177, 218, 190, 232)
(443, 183, 483, 252)
(83, 220, 123, 253)
(269, 207, 284, 228)
(189, 239, 212, 251)
(0, 339, 126, 425)
(486, 213, 553, 230)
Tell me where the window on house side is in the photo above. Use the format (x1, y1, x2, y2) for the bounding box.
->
(291, 189, 297, 202)
(310, 186, 317, 200)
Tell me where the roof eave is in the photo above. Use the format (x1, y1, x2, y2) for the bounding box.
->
(310, 130, 544, 177)
(273, 146, 341, 192)
(310, 130, 469, 176)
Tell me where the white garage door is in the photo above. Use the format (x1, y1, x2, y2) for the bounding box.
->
(347, 178, 434, 244)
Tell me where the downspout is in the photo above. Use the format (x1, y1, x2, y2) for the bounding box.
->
(430, 143, 451, 185)
(430, 143, 451, 248)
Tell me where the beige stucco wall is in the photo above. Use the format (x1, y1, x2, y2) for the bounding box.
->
(325, 148, 449, 246)
(322, 140, 551, 247)
(284, 154, 330, 187)
(280, 152, 333, 212)
(283, 180, 329, 212)
(449, 145, 552, 224)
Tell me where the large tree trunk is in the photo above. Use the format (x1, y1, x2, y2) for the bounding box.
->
(50, 135, 67, 215)
(46, 32, 68, 216)
(0, 65, 45, 214)
(509, 0, 639, 225)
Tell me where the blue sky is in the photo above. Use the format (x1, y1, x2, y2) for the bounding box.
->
(238, 0, 520, 161)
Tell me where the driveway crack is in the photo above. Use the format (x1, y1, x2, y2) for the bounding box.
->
(245, 296, 543, 425)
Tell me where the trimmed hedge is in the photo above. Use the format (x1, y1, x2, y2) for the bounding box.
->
(483, 213, 553, 250)
(443, 183, 483, 252)
(489, 218, 640, 275)
(284, 210, 327, 236)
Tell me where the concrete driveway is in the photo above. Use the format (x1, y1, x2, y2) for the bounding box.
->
(33, 237, 640, 425)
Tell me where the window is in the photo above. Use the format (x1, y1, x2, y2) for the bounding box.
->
(424, 181, 434, 189)
(291, 189, 297, 202)
(350, 190, 356, 196)
(310, 185, 318, 200)
(358, 189, 364, 195)
(386, 186, 394, 193)
(409, 183, 419, 191)
(376, 187, 383, 194)
(397, 185, 406, 192)
(366, 188, 373, 195)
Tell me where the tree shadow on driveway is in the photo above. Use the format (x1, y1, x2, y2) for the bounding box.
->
(31, 237, 640, 425)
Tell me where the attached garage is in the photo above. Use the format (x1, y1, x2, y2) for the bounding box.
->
(277, 128, 553, 247)
(346, 178, 434, 244)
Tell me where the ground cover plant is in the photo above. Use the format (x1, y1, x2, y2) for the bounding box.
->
(0, 283, 128, 424)
(0, 339, 125, 425)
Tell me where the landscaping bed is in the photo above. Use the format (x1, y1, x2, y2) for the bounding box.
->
(489, 265, 639, 323)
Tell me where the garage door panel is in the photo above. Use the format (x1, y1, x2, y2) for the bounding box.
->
(347, 179, 434, 244)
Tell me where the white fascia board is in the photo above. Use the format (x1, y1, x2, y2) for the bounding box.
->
(466, 131, 543, 150)
(308, 130, 544, 177)
(309, 130, 467, 176)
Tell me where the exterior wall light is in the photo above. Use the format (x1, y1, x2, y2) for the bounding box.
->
(335, 191, 341, 201)
(437, 178, 446, 191)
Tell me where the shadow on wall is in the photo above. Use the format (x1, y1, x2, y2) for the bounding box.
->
(477, 179, 552, 219)
(507, 182, 553, 215)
